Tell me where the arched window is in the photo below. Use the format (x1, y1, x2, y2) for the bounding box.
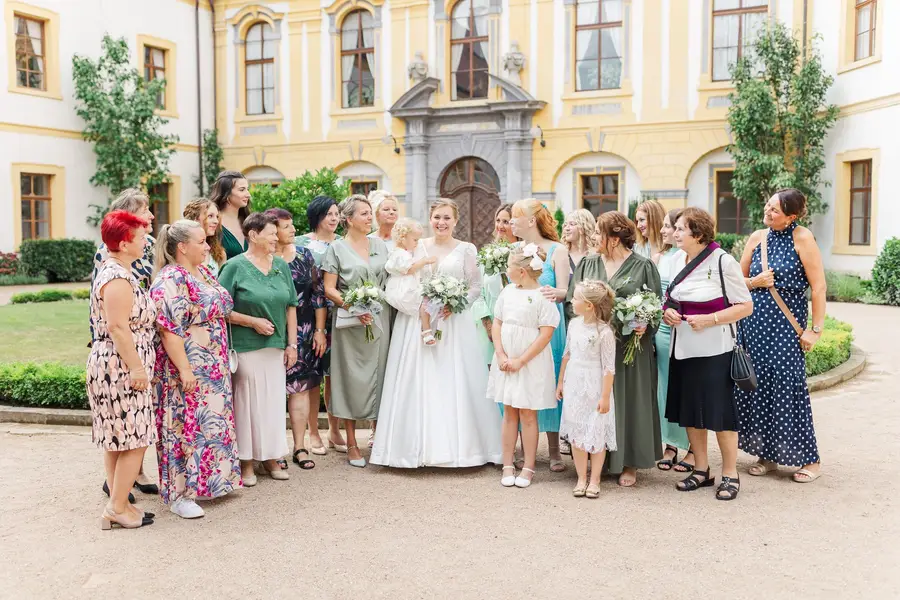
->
(341, 10, 375, 108)
(575, 0, 623, 91)
(245, 22, 276, 115)
(450, 0, 489, 100)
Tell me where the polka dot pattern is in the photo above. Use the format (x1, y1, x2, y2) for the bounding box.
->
(735, 223, 820, 467)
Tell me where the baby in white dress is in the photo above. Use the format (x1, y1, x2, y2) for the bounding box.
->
(384, 218, 437, 344)
(558, 280, 617, 499)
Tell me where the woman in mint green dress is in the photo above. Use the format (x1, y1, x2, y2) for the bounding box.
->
(472, 204, 516, 365)
(653, 209, 692, 471)
(509, 199, 569, 472)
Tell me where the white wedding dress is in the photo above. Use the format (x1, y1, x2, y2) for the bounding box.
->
(371, 241, 503, 468)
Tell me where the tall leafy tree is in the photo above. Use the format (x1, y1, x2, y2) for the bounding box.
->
(72, 35, 178, 225)
(727, 23, 838, 225)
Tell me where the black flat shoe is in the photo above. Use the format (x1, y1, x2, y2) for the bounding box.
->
(676, 468, 715, 492)
(133, 481, 159, 495)
(292, 449, 316, 470)
(141, 516, 154, 526)
(716, 476, 741, 501)
(657, 445, 679, 471)
(102, 481, 135, 504)
(673, 449, 696, 473)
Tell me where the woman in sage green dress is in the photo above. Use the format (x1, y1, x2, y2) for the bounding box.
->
(472, 204, 516, 365)
(322, 195, 390, 468)
(569, 211, 662, 487)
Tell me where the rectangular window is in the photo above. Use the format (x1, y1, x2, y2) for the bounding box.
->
(714, 170, 752, 234)
(148, 183, 170, 236)
(575, 0, 624, 91)
(20, 173, 51, 240)
(143, 45, 167, 109)
(581, 174, 619, 217)
(711, 0, 768, 82)
(849, 160, 872, 245)
(854, 0, 876, 61)
(245, 23, 276, 115)
(350, 180, 378, 197)
(14, 15, 45, 90)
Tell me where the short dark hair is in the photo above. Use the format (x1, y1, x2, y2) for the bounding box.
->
(775, 188, 808, 220)
(678, 207, 716, 246)
(264, 207, 293, 222)
(307, 195, 337, 232)
(241, 211, 278, 238)
(596, 211, 636, 250)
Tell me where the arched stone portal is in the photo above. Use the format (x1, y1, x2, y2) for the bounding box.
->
(440, 157, 501, 247)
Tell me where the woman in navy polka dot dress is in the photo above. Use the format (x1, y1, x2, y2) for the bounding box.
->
(735, 189, 828, 483)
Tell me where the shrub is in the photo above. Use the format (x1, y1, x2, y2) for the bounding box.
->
(871, 237, 900, 306)
(805, 316, 853, 377)
(554, 207, 565, 239)
(0, 273, 48, 286)
(10, 289, 77, 304)
(18, 239, 96, 282)
(0, 362, 88, 410)
(73, 288, 91, 300)
(250, 168, 350, 235)
(824, 270, 868, 303)
(715, 233, 747, 254)
(730, 236, 748, 261)
(0, 252, 18, 275)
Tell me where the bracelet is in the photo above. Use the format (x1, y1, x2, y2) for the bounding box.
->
(287, 343, 298, 349)
(315, 328, 327, 334)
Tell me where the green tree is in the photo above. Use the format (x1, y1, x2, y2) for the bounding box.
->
(195, 128, 224, 196)
(553, 206, 565, 239)
(72, 35, 178, 225)
(250, 168, 350, 234)
(727, 23, 838, 226)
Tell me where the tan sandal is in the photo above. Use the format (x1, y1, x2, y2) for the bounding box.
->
(749, 460, 778, 476)
(793, 466, 822, 483)
(572, 483, 587, 497)
(585, 483, 601, 499)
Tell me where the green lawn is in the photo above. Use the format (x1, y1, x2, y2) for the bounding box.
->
(0, 300, 90, 366)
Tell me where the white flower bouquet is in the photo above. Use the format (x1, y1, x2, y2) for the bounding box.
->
(477, 240, 513, 277)
(340, 280, 385, 343)
(613, 287, 663, 365)
(420, 274, 470, 340)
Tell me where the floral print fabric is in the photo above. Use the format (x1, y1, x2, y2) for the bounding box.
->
(150, 264, 242, 504)
(286, 246, 328, 394)
(86, 261, 158, 450)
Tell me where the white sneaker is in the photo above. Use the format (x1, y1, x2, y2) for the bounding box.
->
(170, 497, 205, 519)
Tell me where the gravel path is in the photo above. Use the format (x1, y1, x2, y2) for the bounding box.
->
(0, 303, 897, 600)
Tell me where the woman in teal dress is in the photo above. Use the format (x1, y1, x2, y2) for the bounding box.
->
(653, 209, 692, 471)
(472, 204, 516, 365)
(509, 199, 569, 472)
(210, 170, 250, 260)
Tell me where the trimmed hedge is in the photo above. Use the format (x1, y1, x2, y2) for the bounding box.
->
(715, 233, 747, 254)
(805, 316, 853, 377)
(0, 273, 48, 286)
(11, 289, 77, 304)
(0, 362, 88, 410)
(18, 239, 96, 282)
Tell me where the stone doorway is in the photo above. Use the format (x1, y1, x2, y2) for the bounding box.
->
(440, 157, 500, 248)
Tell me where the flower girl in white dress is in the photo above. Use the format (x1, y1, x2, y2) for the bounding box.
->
(557, 280, 617, 499)
(384, 218, 437, 344)
(487, 244, 560, 488)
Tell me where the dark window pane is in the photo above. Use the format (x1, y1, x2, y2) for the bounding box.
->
(32, 174, 48, 196)
(601, 174, 618, 195)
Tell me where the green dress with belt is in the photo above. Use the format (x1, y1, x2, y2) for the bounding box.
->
(321, 238, 390, 421)
(570, 252, 663, 473)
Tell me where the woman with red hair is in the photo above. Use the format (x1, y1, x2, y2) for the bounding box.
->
(87, 210, 159, 529)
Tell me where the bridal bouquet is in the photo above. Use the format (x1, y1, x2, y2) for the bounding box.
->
(420, 274, 470, 341)
(477, 240, 513, 276)
(614, 287, 663, 365)
(342, 280, 385, 343)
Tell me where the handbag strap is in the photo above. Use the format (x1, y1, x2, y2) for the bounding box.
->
(717, 253, 737, 343)
(760, 232, 804, 337)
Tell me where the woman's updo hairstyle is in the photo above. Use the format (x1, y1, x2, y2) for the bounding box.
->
(508, 244, 547, 279)
(154, 219, 203, 275)
(595, 211, 636, 251)
(338, 194, 372, 227)
(576, 279, 615, 324)
(429, 198, 460, 220)
(775, 188, 808, 221)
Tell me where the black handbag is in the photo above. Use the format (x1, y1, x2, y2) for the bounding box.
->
(718, 254, 758, 392)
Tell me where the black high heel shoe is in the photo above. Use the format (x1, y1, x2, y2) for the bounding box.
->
(103, 481, 135, 504)
(133, 480, 159, 495)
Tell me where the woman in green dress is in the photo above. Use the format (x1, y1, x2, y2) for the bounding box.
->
(322, 195, 390, 468)
(569, 211, 662, 487)
(211, 170, 250, 260)
(472, 204, 516, 365)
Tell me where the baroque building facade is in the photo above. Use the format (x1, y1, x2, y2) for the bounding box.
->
(0, 0, 896, 274)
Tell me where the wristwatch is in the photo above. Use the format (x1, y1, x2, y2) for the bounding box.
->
(811, 325, 822, 334)
(315, 328, 327, 334)
(287, 343, 298, 349)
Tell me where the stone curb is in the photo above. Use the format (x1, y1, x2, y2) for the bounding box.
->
(0, 346, 867, 427)
(808, 344, 867, 393)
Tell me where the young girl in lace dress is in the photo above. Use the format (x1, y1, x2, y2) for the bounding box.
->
(487, 244, 560, 488)
(558, 280, 617, 499)
(384, 218, 437, 345)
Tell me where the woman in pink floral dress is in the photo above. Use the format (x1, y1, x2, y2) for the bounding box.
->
(150, 220, 241, 519)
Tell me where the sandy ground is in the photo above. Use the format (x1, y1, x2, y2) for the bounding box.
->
(0, 303, 898, 600)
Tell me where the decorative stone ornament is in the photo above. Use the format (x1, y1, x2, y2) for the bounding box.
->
(502, 41, 526, 86)
(408, 51, 429, 84)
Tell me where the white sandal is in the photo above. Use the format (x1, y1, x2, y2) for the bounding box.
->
(515, 467, 535, 488)
(421, 329, 436, 346)
(500, 465, 517, 487)
(748, 460, 778, 476)
(793, 467, 822, 483)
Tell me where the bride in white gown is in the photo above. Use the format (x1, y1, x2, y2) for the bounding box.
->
(371, 199, 503, 468)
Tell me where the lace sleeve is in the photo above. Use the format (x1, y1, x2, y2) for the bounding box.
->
(462, 243, 482, 306)
(599, 325, 616, 376)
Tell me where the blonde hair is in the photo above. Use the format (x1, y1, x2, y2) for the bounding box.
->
(154, 219, 203, 277)
(368, 189, 397, 215)
(512, 198, 560, 242)
(508, 245, 546, 280)
(391, 217, 423, 246)
(575, 279, 615, 325)
(338, 194, 372, 227)
(111, 188, 149, 214)
(429, 198, 459, 220)
(635, 200, 667, 252)
(183, 198, 226, 266)
(564, 209, 596, 251)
